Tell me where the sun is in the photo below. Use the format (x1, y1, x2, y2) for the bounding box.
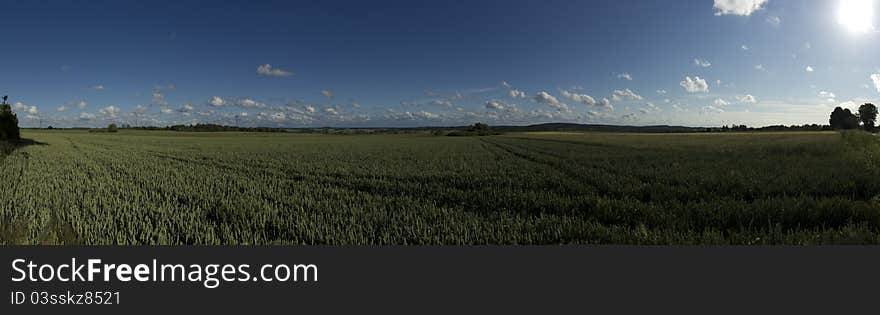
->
(838, 0, 876, 33)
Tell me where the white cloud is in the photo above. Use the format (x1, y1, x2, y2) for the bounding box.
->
(236, 98, 267, 108)
(680, 76, 709, 93)
(430, 100, 453, 107)
(485, 100, 505, 110)
(56, 105, 67, 112)
(13, 102, 38, 115)
(818, 91, 836, 98)
(271, 112, 287, 121)
(656, 89, 667, 94)
(871, 74, 880, 92)
(323, 108, 338, 115)
(805, 66, 814, 72)
(714, 98, 730, 106)
(508, 89, 527, 98)
(694, 58, 712, 67)
(737, 94, 757, 103)
(160, 108, 174, 114)
(598, 98, 614, 111)
(740, 45, 749, 51)
(617, 72, 633, 80)
(412, 111, 440, 120)
(501, 81, 512, 89)
(209, 96, 227, 107)
(534, 91, 569, 111)
(256, 64, 293, 77)
(560, 90, 597, 106)
(304, 105, 316, 114)
(181, 104, 194, 112)
(152, 90, 168, 106)
(754, 64, 765, 71)
(702, 105, 724, 113)
(92, 85, 106, 91)
(321, 90, 333, 98)
(98, 106, 120, 119)
(77, 101, 88, 109)
(612, 88, 643, 101)
(79, 112, 96, 120)
(713, 0, 768, 16)
(766, 16, 781, 26)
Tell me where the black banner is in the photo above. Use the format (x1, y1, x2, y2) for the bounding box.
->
(1, 247, 878, 314)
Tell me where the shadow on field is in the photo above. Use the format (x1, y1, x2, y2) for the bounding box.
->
(0, 138, 47, 155)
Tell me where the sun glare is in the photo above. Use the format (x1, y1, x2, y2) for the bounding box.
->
(838, 0, 876, 33)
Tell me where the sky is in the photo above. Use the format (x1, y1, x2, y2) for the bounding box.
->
(1, 0, 880, 128)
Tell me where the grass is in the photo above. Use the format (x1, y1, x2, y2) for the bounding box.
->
(1, 129, 879, 245)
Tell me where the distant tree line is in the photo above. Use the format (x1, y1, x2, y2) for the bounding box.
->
(122, 123, 288, 132)
(705, 124, 832, 132)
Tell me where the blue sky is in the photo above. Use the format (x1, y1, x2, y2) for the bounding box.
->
(1, 0, 879, 128)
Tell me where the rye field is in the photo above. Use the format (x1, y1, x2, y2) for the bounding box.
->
(1, 129, 879, 245)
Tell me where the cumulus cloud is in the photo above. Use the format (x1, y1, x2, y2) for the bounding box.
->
(181, 104, 194, 112)
(98, 106, 120, 119)
(256, 64, 293, 77)
(321, 90, 333, 98)
(485, 100, 505, 110)
(560, 90, 597, 106)
(508, 89, 527, 98)
(323, 108, 338, 116)
(805, 66, 814, 72)
(612, 89, 643, 101)
(766, 16, 781, 26)
(501, 81, 512, 89)
(13, 102, 38, 115)
(713, 0, 768, 16)
(271, 112, 287, 121)
(680, 76, 709, 93)
(737, 94, 757, 103)
(78, 101, 88, 109)
(754, 64, 765, 71)
(209, 96, 227, 107)
(92, 85, 106, 91)
(160, 108, 174, 114)
(714, 98, 730, 106)
(871, 74, 880, 92)
(79, 112, 96, 120)
(534, 91, 569, 111)
(656, 89, 667, 94)
(413, 111, 440, 120)
(740, 45, 749, 51)
(56, 105, 67, 112)
(598, 98, 613, 111)
(694, 58, 712, 67)
(236, 98, 267, 108)
(304, 105, 316, 114)
(617, 72, 633, 80)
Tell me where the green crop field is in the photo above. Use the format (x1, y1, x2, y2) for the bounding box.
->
(1, 129, 879, 245)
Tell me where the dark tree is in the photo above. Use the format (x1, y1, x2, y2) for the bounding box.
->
(107, 123, 118, 133)
(0, 95, 21, 141)
(830, 107, 860, 130)
(858, 103, 878, 131)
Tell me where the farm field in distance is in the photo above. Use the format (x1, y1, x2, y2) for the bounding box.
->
(1, 129, 879, 245)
